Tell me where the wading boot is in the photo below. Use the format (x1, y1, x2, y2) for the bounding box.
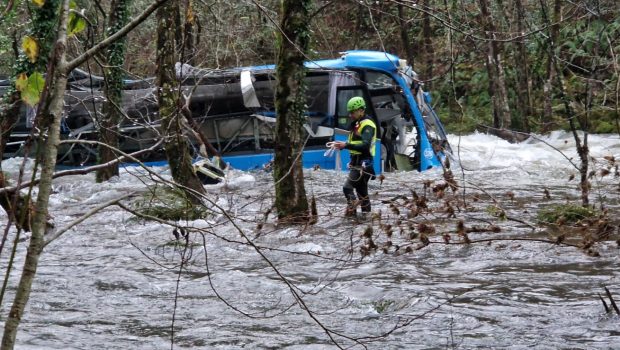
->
(345, 206, 356, 217)
(358, 211, 371, 221)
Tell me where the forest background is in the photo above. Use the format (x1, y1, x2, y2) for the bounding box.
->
(1, 0, 618, 135)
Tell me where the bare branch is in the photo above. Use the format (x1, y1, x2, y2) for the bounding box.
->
(0, 138, 164, 195)
(43, 191, 137, 247)
(1, 0, 14, 18)
(66, 0, 171, 72)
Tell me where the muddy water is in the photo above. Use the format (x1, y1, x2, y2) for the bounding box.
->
(1, 131, 619, 349)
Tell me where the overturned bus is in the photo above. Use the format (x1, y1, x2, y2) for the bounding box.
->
(2, 50, 451, 173)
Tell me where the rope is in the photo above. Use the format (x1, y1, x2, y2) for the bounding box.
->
(324, 141, 337, 157)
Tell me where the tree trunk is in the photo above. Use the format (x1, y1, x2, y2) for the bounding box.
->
(273, 0, 311, 223)
(478, 0, 511, 129)
(541, 0, 561, 132)
(397, 4, 415, 68)
(575, 14, 604, 207)
(559, 67, 589, 206)
(353, 3, 363, 49)
(1, 2, 71, 348)
(422, 0, 434, 87)
(513, 0, 531, 132)
(539, 0, 589, 205)
(97, 0, 131, 182)
(182, 0, 197, 66)
(0, 95, 23, 160)
(156, 0, 206, 203)
(0, 173, 33, 233)
(2, 1, 171, 347)
(0, 0, 60, 237)
(0, 0, 60, 160)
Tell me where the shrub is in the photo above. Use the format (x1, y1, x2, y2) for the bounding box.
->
(132, 185, 208, 221)
(537, 204, 598, 225)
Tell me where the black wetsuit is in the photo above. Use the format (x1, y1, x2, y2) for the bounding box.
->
(343, 116, 376, 213)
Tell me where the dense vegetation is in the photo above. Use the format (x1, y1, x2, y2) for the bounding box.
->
(2, 0, 618, 134)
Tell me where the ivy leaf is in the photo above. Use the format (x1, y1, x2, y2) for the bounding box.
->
(20, 72, 46, 106)
(32, 0, 45, 7)
(68, 11, 87, 36)
(22, 36, 39, 63)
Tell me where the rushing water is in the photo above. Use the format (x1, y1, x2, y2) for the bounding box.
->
(1, 131, 620, 349)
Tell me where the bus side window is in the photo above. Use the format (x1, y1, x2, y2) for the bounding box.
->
(335, 88, 365, 129)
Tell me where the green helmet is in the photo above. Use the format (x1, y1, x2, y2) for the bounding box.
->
(347, 96, 366, 112)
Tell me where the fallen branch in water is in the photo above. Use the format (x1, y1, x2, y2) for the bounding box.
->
(603, 286, 620, 316)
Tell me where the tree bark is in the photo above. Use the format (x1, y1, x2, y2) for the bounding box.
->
(1, 1, 70, 348)
(513, 0, 531, 132)
(0, 173, 33, 232)
(353, 3, 363, 49)
(478, 0, 511, 129)
(541, 0, 561, 132)
(397, 3, 415, 68)
(97, 0, 131, 182)
(0, 95, 23, 160)
(273, 0, 311, 223)
(539, 0, 589, 205)
(0, 0, 60, 240)
(156, 0, 206, 203)
(182, 0, 197, 66)
(422, 0, 434, 87)
(0, 0, 60, 160)
(2, 2, 171, 347)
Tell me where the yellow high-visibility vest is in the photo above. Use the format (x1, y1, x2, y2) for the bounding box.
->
(347, 118, 377, 157)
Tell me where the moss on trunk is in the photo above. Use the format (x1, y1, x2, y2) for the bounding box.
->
(272, 0, 312, 223)
(156, 0, 205, 203)
(97, 0, 131, 182)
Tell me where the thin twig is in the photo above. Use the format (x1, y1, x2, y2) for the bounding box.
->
(43, 191, 137, 247)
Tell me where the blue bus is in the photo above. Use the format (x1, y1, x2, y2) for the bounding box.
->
(181, 50, 451, 174)
(3, 50, 451, 174)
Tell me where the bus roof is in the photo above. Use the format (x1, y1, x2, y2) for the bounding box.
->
(244, 50, 402, 74)
(308, 50, 402, 72)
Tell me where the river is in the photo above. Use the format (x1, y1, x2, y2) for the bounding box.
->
(1, 131, 619, 349)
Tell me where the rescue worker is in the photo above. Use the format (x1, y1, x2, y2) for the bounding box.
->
(333, 96, 377, 217)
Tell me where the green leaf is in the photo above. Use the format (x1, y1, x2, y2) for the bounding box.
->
(20, 72, 45, 106)
(68, 11, 87, 36)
